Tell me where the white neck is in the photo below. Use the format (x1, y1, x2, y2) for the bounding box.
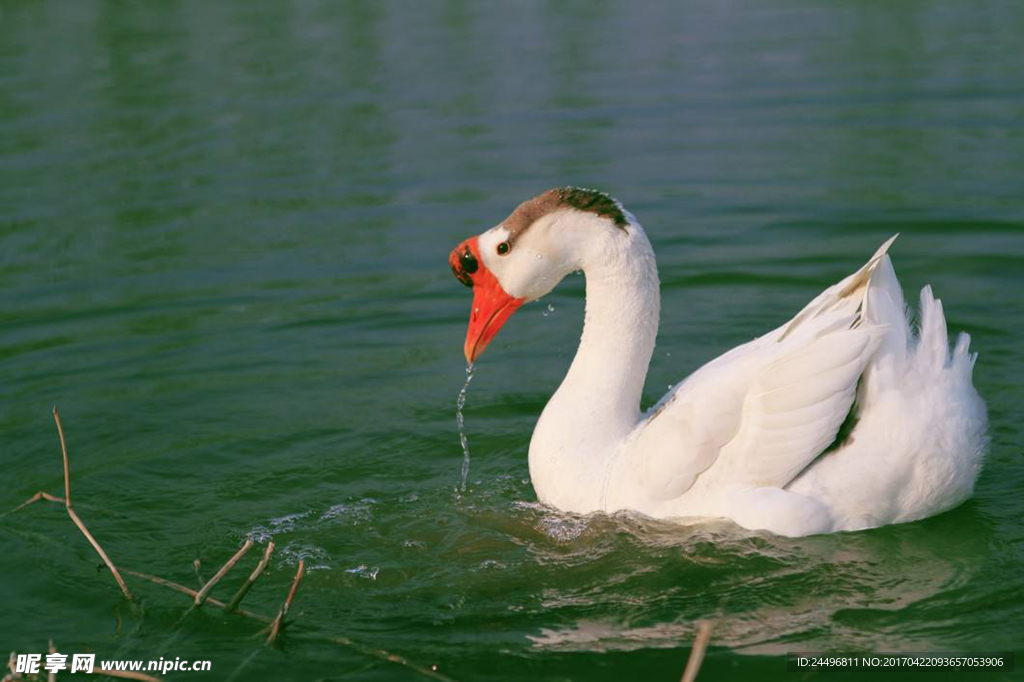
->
(528, 220, 660, 511)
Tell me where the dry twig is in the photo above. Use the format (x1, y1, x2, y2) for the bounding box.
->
(266, 559, 305, 646)
(55, 408, 134, 601)
(123, 570, 269, 623)
(317, 634, 457, 682)
(53, 409, 71, 504)
(226, 541, 275, 612)
(47, 640, 56, 682)
(9, 408, 133, 600)
(7, 491, 64, 514)
(680, 620, 714, 682)
(194, 539, 253, 607)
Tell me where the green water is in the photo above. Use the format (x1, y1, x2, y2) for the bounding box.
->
(2, 2, 1023, 680)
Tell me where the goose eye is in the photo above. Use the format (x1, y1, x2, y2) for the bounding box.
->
(460, 248, 478, 274)
(497, 241, 510, 256)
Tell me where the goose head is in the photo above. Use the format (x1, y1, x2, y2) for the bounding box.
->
(449, 187, 631, 364)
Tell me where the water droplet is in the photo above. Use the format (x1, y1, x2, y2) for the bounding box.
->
(542, 303, 555, 317)
(535, 253, 543, 260)
(667, 384, 674, 390)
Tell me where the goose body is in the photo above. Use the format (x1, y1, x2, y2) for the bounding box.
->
(449, 188, 987, 537)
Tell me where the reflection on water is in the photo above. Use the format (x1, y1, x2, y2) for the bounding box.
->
(522, 504, 989, 655)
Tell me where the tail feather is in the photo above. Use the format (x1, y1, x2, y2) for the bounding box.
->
(864, 254, 909, 370)
(915, 285, 951, 374)
(951, 332, 978, 375)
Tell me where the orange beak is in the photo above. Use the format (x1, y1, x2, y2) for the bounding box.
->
(449, 237, 524, 365)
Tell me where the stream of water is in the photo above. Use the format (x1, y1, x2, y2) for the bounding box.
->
(456, 364, 475, 492)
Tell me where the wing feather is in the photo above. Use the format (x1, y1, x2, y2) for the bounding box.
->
(714, 327, 882, 488)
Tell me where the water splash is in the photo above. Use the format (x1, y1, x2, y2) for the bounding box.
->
(456, 363, 476, 491)
(345, 564, 380, 580)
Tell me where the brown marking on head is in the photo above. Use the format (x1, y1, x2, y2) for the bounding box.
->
(501, 187, 629, 246)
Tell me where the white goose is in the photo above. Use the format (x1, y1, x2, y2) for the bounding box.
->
(449, 188, 987, 537)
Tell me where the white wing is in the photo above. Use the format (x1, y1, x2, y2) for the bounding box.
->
(627, 236, 897, 498)
(710, 325, 882, 488)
